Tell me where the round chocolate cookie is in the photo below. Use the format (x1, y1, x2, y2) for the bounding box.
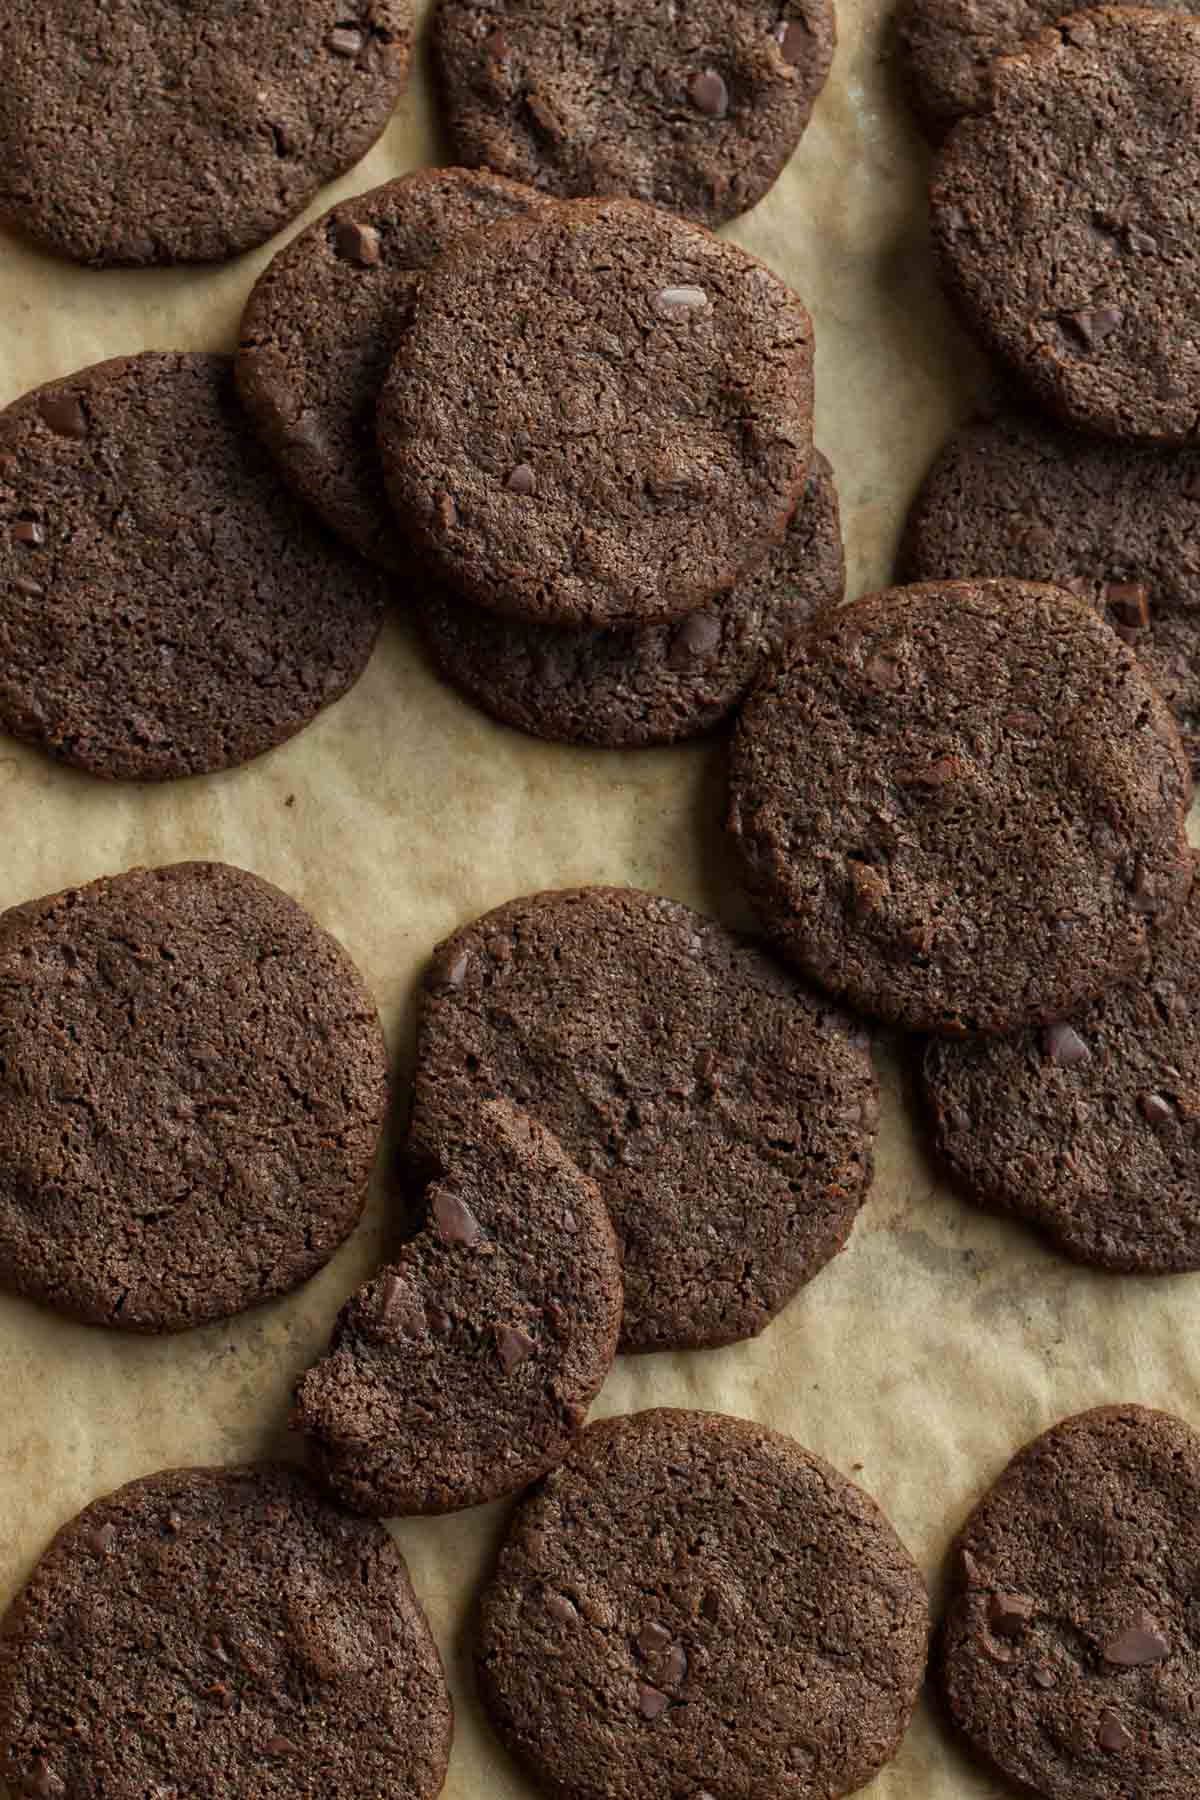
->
(377, 198, 814, 628)
(237, 167, 555, 572)
(0, 861, 389, 1332)
(941, 1404, 1200, 1799)
(0, 1464, 453, 1799)
(901, 410, 1200, 773)
(431, 0, 836, 228)
(727, 579, 1193, 1036)
(922, 853, 1200, 1272)
(295, 1099, 623, 1515)
(895, 0, 1188, 140)
(409, 887, 877, 1355)
(477, 1409, 929, 1800)
(421, 450, 844, 747)
(0, 352, 386, 780)
(0, 0, 414, 266)
(931, 11, 1200, 444)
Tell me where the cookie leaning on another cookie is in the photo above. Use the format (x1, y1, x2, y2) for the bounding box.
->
(727, 578, 1193, 1035)
(0, 1465, 453, 1800)
(432, 0, 835, 227)
(421, 450, 844, 747)
(377, 197, 815, 628)
(478, 1409, 929, 1800)
(294, 1099, 623, 1516)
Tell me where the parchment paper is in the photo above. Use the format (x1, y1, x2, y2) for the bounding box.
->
(1, 5, 1192, 1796)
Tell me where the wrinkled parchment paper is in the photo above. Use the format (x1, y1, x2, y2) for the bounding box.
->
(2, 5, 1193, 1796)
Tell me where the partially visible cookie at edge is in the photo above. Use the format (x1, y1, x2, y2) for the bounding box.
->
(420, 450, 844, 747)
(432, 0, 836, 227)
(294, 1098, 623, 1515)
(237, 166, 556, 572)
(377, 197, 814, 628)
(0, 1464, 453, 1800)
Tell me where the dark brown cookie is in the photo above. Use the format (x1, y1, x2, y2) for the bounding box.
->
(0, 862, 388, 1332)
(727, 579, 1193, 1036)
(895, 0, 1188, 140)
(377, 198, 814, 628)
(409, 887, 877, 1355)
(0, 1464, 453, 1799)
(931, 11, 1200, 443)
(901, 410, 1200, 773)
(478, 1408, 929, 1800)
(0, 0, 414, 266)
(941, 1404, 1200, 1799)
(922, 853, 1200, 1272)
(0, 352, 386, 780)
(420, 450, 844, 747)
(431, 0, 836, 228)
(294, 1099, 623, 1516)
(237, 167, 555, 573)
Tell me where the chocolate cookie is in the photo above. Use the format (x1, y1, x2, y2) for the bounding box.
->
(0, 352, 386, 780)
(421, 451, 844, 747)
(0, 862, 388, 1332)
(237, 167, 555, 572)
(295, 1099, 623, 1515)
(895, 0, 1187, 139)
(941, 1404, 1200, 1799)
(477, 1409, 929, 1800)
(0, 1464, 452, 1799)
(431, 0, 835, 228)
(901, 410, 1200, 773)
(0, 0, 414, 266)
(922, 853, 1200, 1272)
(727, 579, 1193, 1036)
(377, 198, 814, 628)
(931, 11, 1200, 443)
(409, 887, 877, 1355)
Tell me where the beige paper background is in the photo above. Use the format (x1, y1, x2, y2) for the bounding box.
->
(0, 4, 1193, 1797)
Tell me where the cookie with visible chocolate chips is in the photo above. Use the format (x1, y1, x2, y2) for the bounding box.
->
(0, 861, 389, 1332)
(377, 197, 815, 628)
(901, 411, 1200, 773)
(923, 854, 1200, 1271)
(941, 1405, 1200, 1798)
(420, 450, 844, 746)
(0, 352, 386, 780)
(931, 11, 1200, 442)
(0, 0, 415, 265)
(477, 1408, 929, 1800)
(294, 1099, 623, 1515)
(431, 0, 835, 227)
(0, 1465, 452, 1800)
(409, 887, 877, 1355)
(237, 167, 555, 571)
(728, 579, 1193, 1036)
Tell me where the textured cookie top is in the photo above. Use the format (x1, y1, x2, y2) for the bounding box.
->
(409, 887, 877, 1354)
(902, 410, 1200, 772)
(942, 1405, 1200, 1798)
(923, 854, 1200, 1272)
(0, 352, 386, 780)
(0, 862, 388, 1332)
(0, 1465, 452, 1800)
(896, 0, 1187, 138)
(295, 1099, 623, 1515)
(478, 1409, 929, 1800)
(0, 0, 414, 265)
(432, 0, 835, 227)
(421, 449, 844, 747)
(377, 198, 814, 627)
(237, 166, 555, 571)
(728, 579, 1193, 1035)
(931, 10, 1200, 442)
